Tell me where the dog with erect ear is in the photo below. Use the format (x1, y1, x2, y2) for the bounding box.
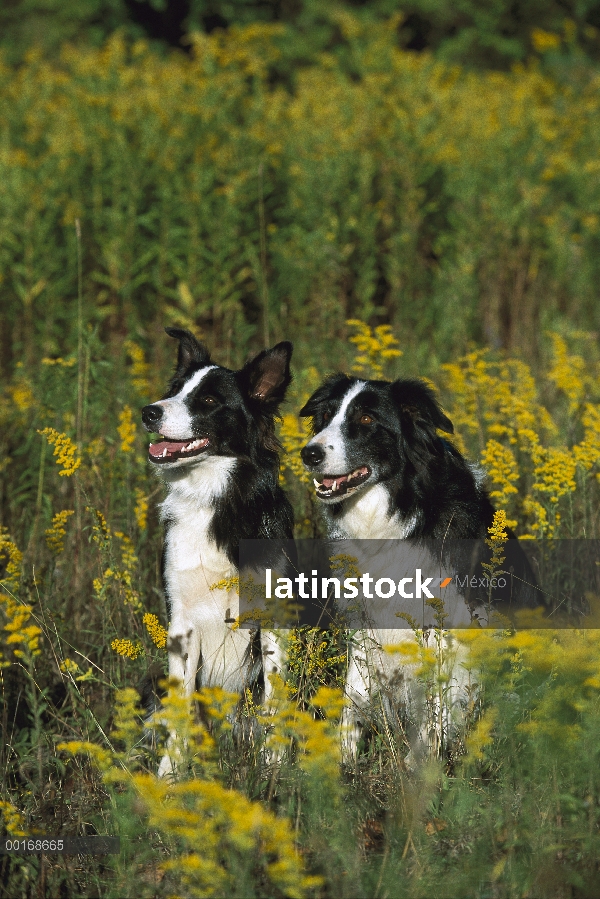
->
(299, 373, 540, 765)
(140, 328, 294, 776)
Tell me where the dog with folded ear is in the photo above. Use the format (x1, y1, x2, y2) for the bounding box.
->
(141, 329, 294, 774)
(299, 373, 538, 763)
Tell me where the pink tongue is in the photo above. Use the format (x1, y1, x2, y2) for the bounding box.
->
(322, 475, 347, 489)
(149, 439, 190, 458)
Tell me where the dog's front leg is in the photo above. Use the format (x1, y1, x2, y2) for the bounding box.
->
(157, 617, 202, 778)
(167, 617, 202, 696)
(261, 628, 286, 693)
(260, 628, 288, 764)
(341, 638, 372, 766)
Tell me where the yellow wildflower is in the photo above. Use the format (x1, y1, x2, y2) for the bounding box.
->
(532, 447, 577, 504)
(143, 613, 167, 649)
(134, 488, 148, 530)
(547, 333, 586, 412)
(279, 412, 312, 483)
(0, 799, 26, 837)
(346, 318, 402, 379)
(573, 404, 600, 472)
(87, 507, 111, 548)
(124, 339, 150, 395)
(118, 405, 136, 453)
(465, 708, 498, 760)
(41, 356, 76, 367)
(531, 28, 561, 52)
(45, 509, 74, 555)
(10, 382, 35, 412)
(113, 532, 142, 611)
(482, 510, 509, 594)
(38, 427, 81, 476)
(60, 657, 81, 675)
(0, 526, 22, 593)
(0, 533, 41, 664)
(480, 440, 518, 521)
(522, 497, 551, 539)
(111, 638, 143, 660)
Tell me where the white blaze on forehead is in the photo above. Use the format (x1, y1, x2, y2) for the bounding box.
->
(175, 365, 218, 399)
(155, 365, 218, 439)
(326, 380, 366, 433)
(309, 380, 366, 473)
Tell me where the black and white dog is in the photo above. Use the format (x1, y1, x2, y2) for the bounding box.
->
(300, 375, 494, 541)
(142, 329, 293, 773)
(299, 374, 534, 762)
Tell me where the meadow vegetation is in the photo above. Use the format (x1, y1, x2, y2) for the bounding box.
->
(2, 17, 600, 376)
(2, 16, 600, 899)
(2, 311, 600, 896)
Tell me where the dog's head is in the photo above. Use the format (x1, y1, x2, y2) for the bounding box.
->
(142, 328, 292, 469)
(299, 375, 453, 503)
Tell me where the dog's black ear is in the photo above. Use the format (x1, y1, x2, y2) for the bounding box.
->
(240, 341, 293, 407)
(299, 396, 317, 417)
(165, 327, 211, 371)
(299, 374, 350, 417)
(390, 379, 453, 434)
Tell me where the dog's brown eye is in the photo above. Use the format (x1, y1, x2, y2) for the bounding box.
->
(202, 396, 217, 405)
(323, 411, 331, 422)
(360, 414, 374, 425)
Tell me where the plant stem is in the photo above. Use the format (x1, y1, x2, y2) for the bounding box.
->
(258, 162, 269, 348)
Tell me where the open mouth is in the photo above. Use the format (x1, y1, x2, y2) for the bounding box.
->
(313, 466, 371, 499)
(148, 436, 210, 464)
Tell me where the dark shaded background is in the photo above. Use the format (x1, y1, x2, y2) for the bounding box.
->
(3, 0, 600, 68)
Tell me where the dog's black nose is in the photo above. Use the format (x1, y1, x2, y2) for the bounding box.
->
(301, 443, 325, 467)
(142, 405, 163, 428)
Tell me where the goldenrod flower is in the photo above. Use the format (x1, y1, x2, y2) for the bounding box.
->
(278, 412, 312, 483)
(0, 527, 22, 593)
(0, 530, 40, 665)
(38, 427, 81, 476)
(87, 507, 111, 548)
(124, 339, 150, 394)
(10, 383, 35, 412)
(0, 800, 26, 837)
(346, 318, 402, 379)
(114, 532, 142, 611)
(45, 509, 74, 555)
(547, 333, 586, 413)
(531, 28, 561, 53)
(532, 447, 577, 504)
(41, 356, 76, 367)
(481, 440, 518, 513)
(118, 405, 136, 453)
(143, 613, 167, 649)
(465, 708, 498, 760)
(111, 638, 143, 660)
(134, 488, 148, 530)
(60, 657, 81, 675)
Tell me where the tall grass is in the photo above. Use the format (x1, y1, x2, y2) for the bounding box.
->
(2, 313, 600, 896)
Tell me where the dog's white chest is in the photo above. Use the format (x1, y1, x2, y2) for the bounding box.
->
(159, 467, 246, 698)
(160, 458, 238, 615)
(162, 501, 235, 619)
(166, 509, 228, 576)
(327, 484, 417, 540)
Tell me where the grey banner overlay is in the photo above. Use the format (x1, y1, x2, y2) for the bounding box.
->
(237, 539, 600, 628)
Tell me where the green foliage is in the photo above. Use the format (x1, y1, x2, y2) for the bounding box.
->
(0, 0, 136, 63)
(2, 23, 600, 377)
(399, 0, 600, 67)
